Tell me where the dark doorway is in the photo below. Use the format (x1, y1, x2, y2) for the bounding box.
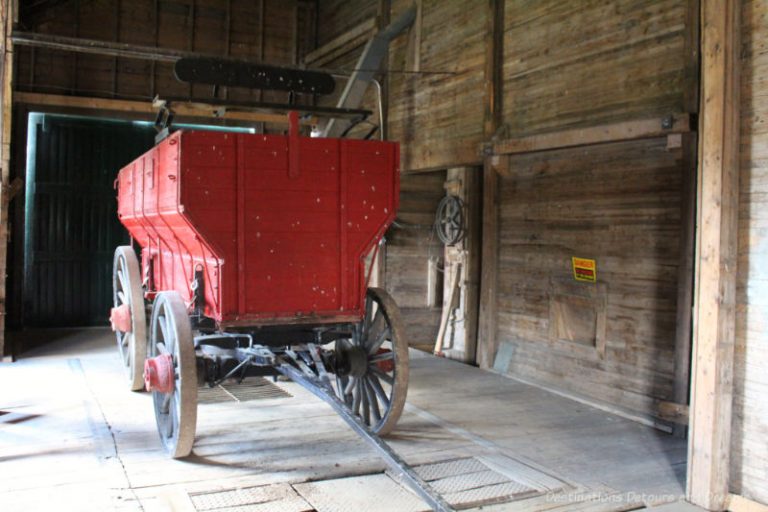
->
(22, 114, 155, 327)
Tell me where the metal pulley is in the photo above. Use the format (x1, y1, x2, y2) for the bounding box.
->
(434, 195, 466, 246)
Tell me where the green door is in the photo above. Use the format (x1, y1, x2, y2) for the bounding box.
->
(23, 114, 155, 327)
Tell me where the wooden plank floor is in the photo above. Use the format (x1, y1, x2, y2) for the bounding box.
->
(0, 328, 694, 511)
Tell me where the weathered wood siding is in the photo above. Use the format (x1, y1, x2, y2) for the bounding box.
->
(730, 0, 768, 504)
(15, 0, 312, 105)
(316, 0, 378, 48)
(385, 171, 445, 350)
(503, 0, 694, 136)
(494, 138, 686, 417)
(388, 0, 487, 172)
(487, 0, 697, 420)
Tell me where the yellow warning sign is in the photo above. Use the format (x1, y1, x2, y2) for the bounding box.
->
(572, 257, 597, 283)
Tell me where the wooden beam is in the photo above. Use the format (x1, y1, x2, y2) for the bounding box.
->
(492, 113, 692, 155)
(683, 0, 701, 114)
(727, 494, 768, 512)
(673, 133, 697, 437)
(483, 0, 504, 137)
(0, 0, 13, 360)
(12, 92, 310, 126)
(377, 0, 390, 140)
(657, 401, 690, 426)
(477, 0, 504, 368)
(11, 31, 206, 63)
(477, 155, 504, 369)
(304, 18, 376, 68)
(686, 0, 741, 509)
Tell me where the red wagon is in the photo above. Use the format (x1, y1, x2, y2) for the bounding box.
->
(108, 59, 452, 511)
(110, 110, 409, 452)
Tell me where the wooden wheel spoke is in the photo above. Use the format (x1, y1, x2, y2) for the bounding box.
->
(117, 290, 127, 305)
(369, 351, 394, 363)
(363, 295, 373, 334)
(158, 314, 175, 354)
(117, 265, 129, 294)
(344, 376, 357, 396)
(368, 373, 390, 408)
(369, 365, 394, 385)
(364, 378, 381, 423)
(367, 326, 390, 355)
(161, 392, 172, 414)
(352, 382, 362, 416)
(156, 341, 168, 355)
(365, 310, 385, 351)
(361, 380, 370, 426)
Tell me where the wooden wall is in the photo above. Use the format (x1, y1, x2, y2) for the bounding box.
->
(730, 0, 768, 504)
(493, 138, 686, 417)
(388, 0, 488, 172)
(487, 0, 698, 422)
(316, 0, 378, 48)
(503, 0, 696, 136)
(14, 0, 313, 105)
(385, 171, 445, 351)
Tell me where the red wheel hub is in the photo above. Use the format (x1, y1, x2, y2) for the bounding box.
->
(144, 354, 175, 394)
(376, 348, 395, 373)
(109, 304, 132, 333)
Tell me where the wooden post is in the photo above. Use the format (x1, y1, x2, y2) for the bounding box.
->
(0, 0, 13, 360)
(477, 155, 503, 369)
(377, 0, 390, 140)
(687, 0, 741, 509)
(477, 0, 503, 368)
(672, 133, 697, 436)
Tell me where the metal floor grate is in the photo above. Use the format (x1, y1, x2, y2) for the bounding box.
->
(190, 483, 312, 512)
(198, 378, 293, 404)
(411, 457, 541, 509)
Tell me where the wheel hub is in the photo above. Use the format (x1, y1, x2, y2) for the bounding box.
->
(144, 354, 175, 393)
(336, 345, 369, 378)
(110, 304, 132, 333)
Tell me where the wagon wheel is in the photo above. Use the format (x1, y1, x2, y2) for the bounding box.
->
(146, 291, 198, 458)
(112, 246, 147, 391)
(334, 288, 409, 436)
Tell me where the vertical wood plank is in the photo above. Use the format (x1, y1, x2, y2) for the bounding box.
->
(223, 0, 231, 100)
(673, 133, 697, 435)
(0, 0, 13, 359)
(483, 0, 503, 137)
(112, 0, 120, 97)
(150, 0, 158, 98)
(683, 0, 702, 113)
(377, 0, 390, 139)
(477, 0, 504, 368)
(687, 0, 741, 508)
(477, 155, 503, 369)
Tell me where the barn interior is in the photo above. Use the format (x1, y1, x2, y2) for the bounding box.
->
(0, 1, 765, 512)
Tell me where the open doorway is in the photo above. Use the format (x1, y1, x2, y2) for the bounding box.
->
(21, 114, 156, 328)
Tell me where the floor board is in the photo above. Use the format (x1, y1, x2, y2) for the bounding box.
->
(0, 328, 696, 511)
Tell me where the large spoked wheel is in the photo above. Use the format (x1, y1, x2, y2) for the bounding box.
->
(147, 291, 198, 458)
(112, 246, 147, 391)
(334, 287, 409, 436)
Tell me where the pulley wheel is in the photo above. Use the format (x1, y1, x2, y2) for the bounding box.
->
(334, 288, 409, 436)
(112, 246, 147, 391)
(435, 195, 466, 246)
(148, 291, 198, 458)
